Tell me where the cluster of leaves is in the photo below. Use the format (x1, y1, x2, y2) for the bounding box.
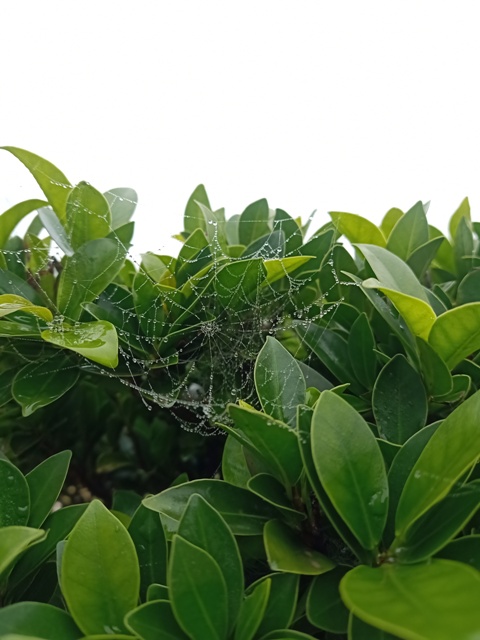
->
(2, 149, 480, 639)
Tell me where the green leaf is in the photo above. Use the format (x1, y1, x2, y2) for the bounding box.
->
(65, 182, 111, 251)
(330, 212, 386, 247)
(234, 579, 270, 640)
(0, 602, 81, 640)
(362, 280, 436, 341)
(394, 480, 480, 563)
(42, 321, 118, 368)
(263, 256, 313, 285)
(125, 600, 189, 640)
(7, 505, 88, 591)
(416, 338, 453, 397)
(57, 237, 127, 320)
(349, 615, 401, 639)
(61, 500, 140, 636)
(12, 354, 79, 416)
(311, 391, 388, 550)
(221, 436, 252, 489)
(247, 474, 305, 523)
(372, 355, 427, 444)
(214, 259, 265, 311)
(356, 244, 429, 303)
(226, 404, 303, 488)
(395, 390, 480, 540)
(457, 269, 480, 304)
(449, 196, 470, 240)
(0, 459, 30, 526)
(175, 228, 211, 285)
(26, 451, 71, 528)
(26, 233, 51, 274)
(0, 527, 45, 576)
(406, 236, 444, 280)
(140, 253, 176, 286)
(103, 187, 137, 230)
(348, 313, 377, 388)
(454, 216, 474, 278)
(340, 560, 480, 640)
(128, 504, 167, 601)
(250, 573, 299, 637)
(38, 206, 74, 256)
(178, 494, 243, 633)
(386, 201, 429, 261)
(436, 535, 480, 571)
(380, 207, 403, 239)
(306, 566, 349, 633)
(169, 536, 228, 640)
(428, 302, 480, 369)
(0, 294, 53, 322)
(238, 199, 270, 246)
(264, 520, 335, 575)
(254, 336, 306, 426)
(258, 630, 318, 639)
(0, 199, 47, 248)
(272, 209, 303, 253)
(143, 479, 279, 536)
(184, 184, 210, 234)
(2, 147, 71, 222)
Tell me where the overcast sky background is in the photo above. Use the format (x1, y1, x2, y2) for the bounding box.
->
(1, 1, 479, 257)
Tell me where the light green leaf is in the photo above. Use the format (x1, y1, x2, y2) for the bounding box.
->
(449, 196, 470, 240)
(340, 560, 480, 640)
(0, 294, 53, 322)
(103, 187, 137, 230)
(238, 199, 270, 246)
(380, 207, 404, 239)
(0, 602, 81, 640)
(184, 184, 210, 234)
(311, 391, 388, 550)
(221, 436, 252, 489)
(42, 321, 118, 368)
(38, 206, 74, 256)
(2, 147, 72, 222)
(263, 257, 313, 285)
(26, 451, 71, 528)
(372, 355, 427, 444)
(0, 199, 47, 248)
(169, 536, 228, 640)
(386, 201, 429, 261)
(428, 302, 480, 369)
(0, 527, 45, 576)
(264, 520, 335, 575)
(65, 182, 111, 251)
(356, 244, 429, 303)
(254, 336, 306, 426)
(363, 280, 435, 341)
(330, 212, 386, 247)
(0, 459, 30, 527)
(61, 500, 140, 636)
(395, 390, 480, 540)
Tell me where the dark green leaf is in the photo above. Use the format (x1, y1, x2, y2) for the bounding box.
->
(26, 451, 71, 528)
(416, 338, 453, 397)
(129, 504, 167, 601)
(457, 269, 480, 304)
(348, 313, 377, 389)
(238, 198, 270, 246)
(306, 566, 349, 633)
(251, 573, 299, 637)
(0, 459, 30, 526)
(436, 535, 480, 571)
(234, 578, 270, 640)
(125, 600, 189, 640)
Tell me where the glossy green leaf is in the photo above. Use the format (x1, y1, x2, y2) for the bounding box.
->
(0, 294, 53, 322)
(449, 196, 471, 240)
(306, 566, 349, 633)
(128, 504, 167, 601)
(264, 520, 335, 575)
(386, 201, 429, 261)
(340, 560, 480, 640)
(65, 182, 111, 251)
(349, 615, 400, 639)
(25, 450, 71, 528)
(169, 535, 228, 640)
(395, 390, 480, 540)
(0, 199, 47, 248)
(428, 302, 480, 369)
(356, 244, 429, 303)
(184, 184, 210, 234)
(147, 584, 169, 601)
(7, 505, 88, 591)
(311, 391, 388, 550)
(12, 354, 79, 417)
(0, 459, 30, 526)
(394, 480, 480, 563)
(436, 535, 480, 571)
(363, 280, 435, 341)
(2, 147, 71, 222)
(372, 355, 427, 444)
(416, 338, 453, 397)
(125, 600, 189, 640)
(178, 494, 243, 632)
(251, 573, 299, 637)
(234, 578, 270, 640)
(348, 313, 377, 388)
(221, 436, 252, 488)
(0, 602, 81, 640)
(254, 336, 306, 426)
(61, 500, 140, 636)
(0, 527, 45, 576)
(330, 212, 386, 247)
(226, 404, 303, 488)
(247, 474, 305, 522)
(57, 237, 127, 321)
(238, 198, 270, 246)
(42, 321, 118, 368)
(143, 479, 279, 536)
(103, 187, 137, 229)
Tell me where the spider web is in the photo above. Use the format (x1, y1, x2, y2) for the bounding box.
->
(0, 176, 349, 438)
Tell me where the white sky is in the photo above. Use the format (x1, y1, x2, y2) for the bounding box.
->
(1, 1, 480, 257)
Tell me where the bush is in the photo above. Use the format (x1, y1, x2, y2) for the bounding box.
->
(1, 148, 480, 639)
